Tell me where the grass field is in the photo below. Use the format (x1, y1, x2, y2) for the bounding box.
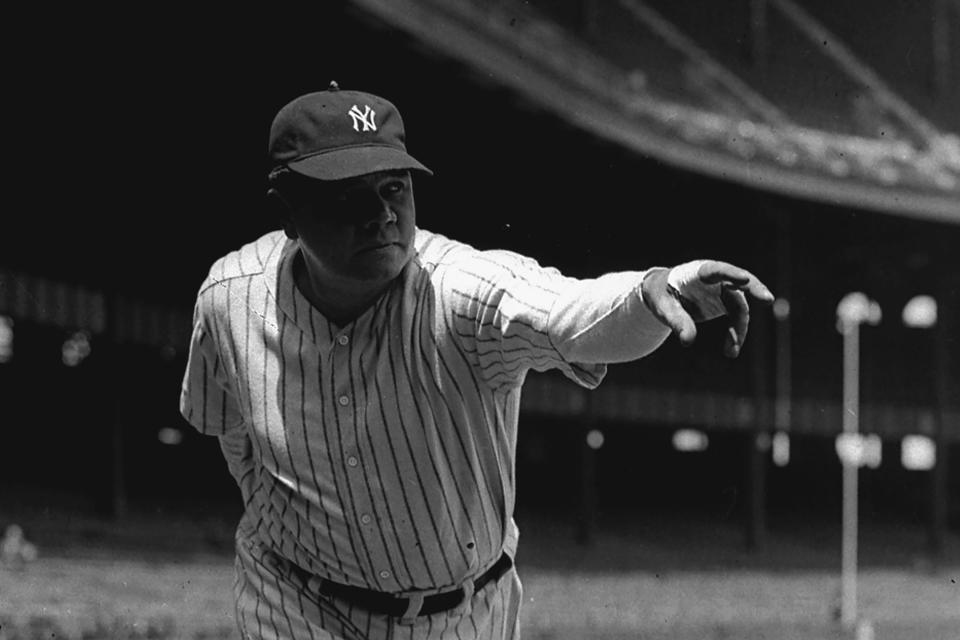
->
(1, 506, 957, 639)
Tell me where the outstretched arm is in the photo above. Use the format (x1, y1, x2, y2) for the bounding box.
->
(440, 238, 774, 387)
(549, 261, 773, 364)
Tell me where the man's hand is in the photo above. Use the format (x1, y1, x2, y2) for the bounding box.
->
(640, 260, 774, 358)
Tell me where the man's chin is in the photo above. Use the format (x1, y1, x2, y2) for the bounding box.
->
(351, 250, 410, 282)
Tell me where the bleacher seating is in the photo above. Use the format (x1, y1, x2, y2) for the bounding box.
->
(423, 0, 960, 209)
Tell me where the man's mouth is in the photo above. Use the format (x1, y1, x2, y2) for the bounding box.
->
(358, 241, 400, 254)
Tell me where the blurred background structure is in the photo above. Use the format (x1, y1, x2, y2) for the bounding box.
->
(1, 1, 958, 637)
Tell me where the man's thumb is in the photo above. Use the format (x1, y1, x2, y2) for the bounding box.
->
(661, 297, 698, 346)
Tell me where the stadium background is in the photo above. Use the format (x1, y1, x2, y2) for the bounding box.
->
(1, 1, 958, 638)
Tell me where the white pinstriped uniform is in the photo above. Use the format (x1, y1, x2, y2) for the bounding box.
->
(180, 228, 670, 639)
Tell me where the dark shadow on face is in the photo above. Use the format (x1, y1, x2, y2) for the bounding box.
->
(289, 170, 417, 287)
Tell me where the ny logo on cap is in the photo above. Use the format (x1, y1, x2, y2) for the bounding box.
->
(348, 104, 377, 132)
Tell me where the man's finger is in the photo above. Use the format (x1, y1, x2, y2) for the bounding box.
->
(699, 261, 774, 303)
(697, 261, 751, 287)
(721, 287, 749, 358)
(738, 276, 775, 304)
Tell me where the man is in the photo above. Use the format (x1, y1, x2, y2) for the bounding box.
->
(180, 82, 773, 639)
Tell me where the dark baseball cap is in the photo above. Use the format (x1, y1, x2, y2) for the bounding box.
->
(268, 81, 432, 181)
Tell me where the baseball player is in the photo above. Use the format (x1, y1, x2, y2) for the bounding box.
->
(180, 82, 773, 639)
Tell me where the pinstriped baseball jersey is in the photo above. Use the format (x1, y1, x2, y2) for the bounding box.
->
(180, 227, 670, 638)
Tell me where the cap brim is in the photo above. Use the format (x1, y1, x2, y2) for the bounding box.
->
(286, 146, 433, 181)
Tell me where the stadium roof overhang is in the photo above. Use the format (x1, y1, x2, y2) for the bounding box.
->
(352, 0, 960, 225)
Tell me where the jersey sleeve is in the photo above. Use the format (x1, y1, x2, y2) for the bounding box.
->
(547, 270, 672, 364)
(439, 248, 673, 392)
(440, 248, 609, 391)
(179, 293, 245, 436)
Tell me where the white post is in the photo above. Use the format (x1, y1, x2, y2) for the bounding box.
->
(835, 293, 881, 631)
(840, 319, 860, 629)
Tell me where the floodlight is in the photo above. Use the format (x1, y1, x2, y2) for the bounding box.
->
(901, 435, 935, 471)
(901, 295, 937, 329)
(158, 427, 184, 446)
(772, 431, 790, 467)
(585, 429, 605, 450)
(0, 316, 12, 364)
(672, 429, 708, 452)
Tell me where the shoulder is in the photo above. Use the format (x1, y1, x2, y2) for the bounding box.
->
(413, 228, 563, 291)
(190, 230, 288, 326)
(197, 230, 287, 295)
(412, 227, 474, 268)
(414, 228, 545, 270)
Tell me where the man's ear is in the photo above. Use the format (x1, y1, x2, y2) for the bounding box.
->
(267, 188, 299, 239)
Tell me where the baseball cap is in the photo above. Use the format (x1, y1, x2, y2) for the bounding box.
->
(268, 81, 432, 181)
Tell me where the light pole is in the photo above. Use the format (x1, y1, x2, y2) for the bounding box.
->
(773, 297, 792, 459)
(834, 292, 881, 631)
(901, 295, 943, 558)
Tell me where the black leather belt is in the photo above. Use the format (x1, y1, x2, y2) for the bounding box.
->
(308, 553, 513, 620)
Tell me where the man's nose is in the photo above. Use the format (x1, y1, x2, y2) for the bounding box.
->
(362, 196, 397, 229)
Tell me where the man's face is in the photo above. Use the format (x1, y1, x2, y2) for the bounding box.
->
(287, 170, 417, 287)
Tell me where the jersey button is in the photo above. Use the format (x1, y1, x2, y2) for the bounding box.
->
(347, 456, 359, 468)
(379, 570, 391, 580)
(360, 514, 372, 524)
(337, 335, 349, 346)
(338, 395, 350, 406)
